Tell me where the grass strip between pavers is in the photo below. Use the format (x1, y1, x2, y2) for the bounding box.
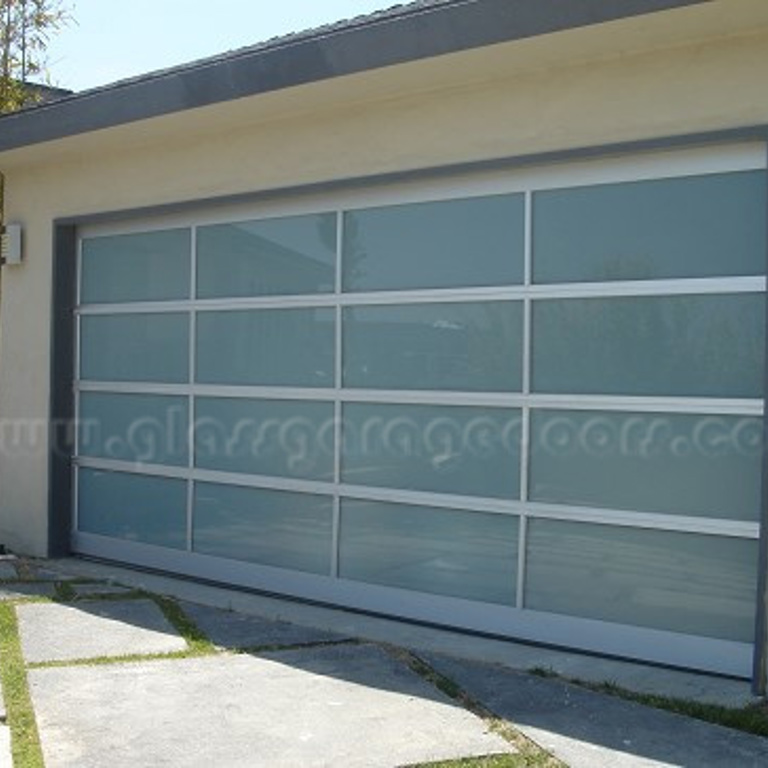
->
(53, 581, 76, 602)
(391, 648, 565, 768)
(151, 594, 217, 656)
(0, 602, 45, 768)
(26, 648, 214, 671)
(411, 756, 552, 768)
(528, 667, 768, 739)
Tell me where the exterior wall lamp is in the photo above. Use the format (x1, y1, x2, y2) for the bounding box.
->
(0, 223, 23, 266)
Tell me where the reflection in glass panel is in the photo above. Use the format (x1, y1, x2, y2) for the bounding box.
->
(525, 520, 757, 641)
(529, 410, 763, 521)
(343, 194, 525, 292)
(195, 398, 334, 481)
(77, 468, 187, 549)
(193, 483, 332, 574)
(533, 171, 767, 283)
(196, 308, 335, 387)
(340, 499, 518, 604)
(532, 294, 765, 398)
(80, 229, 191, 304)
(343, 301, 523, 391)
(197, 213, 337, 298)
(342, 403, 521, 498)
(79, 393, 189, 467)
(80, 313, 190, 383)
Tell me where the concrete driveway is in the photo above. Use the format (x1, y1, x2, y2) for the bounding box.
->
(2, 556, 768, 768)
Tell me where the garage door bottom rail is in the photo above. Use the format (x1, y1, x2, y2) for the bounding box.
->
(71, 532, 753, 678)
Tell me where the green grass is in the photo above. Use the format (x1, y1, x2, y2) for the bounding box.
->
(53, 580, 77, 602)
(411, 755, 557, 767)
(26, 648, 216, 671)
(528, 668, 768, 738)
(150, 594, 217, 656)
(0, 603, 44, 768)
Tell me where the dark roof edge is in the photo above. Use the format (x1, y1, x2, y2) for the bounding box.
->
(0, 0, 708, 153)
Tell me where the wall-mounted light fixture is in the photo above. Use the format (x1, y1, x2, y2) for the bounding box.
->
(0, 223, 23, 266)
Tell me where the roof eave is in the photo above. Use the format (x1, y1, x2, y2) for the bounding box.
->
(0, 0, 708, 153)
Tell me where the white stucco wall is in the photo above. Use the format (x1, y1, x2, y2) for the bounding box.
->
(1, 6, 767, 555)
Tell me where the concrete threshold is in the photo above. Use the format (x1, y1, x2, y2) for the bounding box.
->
(46, 556, 757, 709)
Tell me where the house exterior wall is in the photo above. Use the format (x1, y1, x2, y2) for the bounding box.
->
(0, 19, 767, 558)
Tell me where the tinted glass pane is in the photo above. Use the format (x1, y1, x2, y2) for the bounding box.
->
(343, 194, 524, 291)
(78, 468, 187, 549)
(532, 294, 765, 398)
(525, 520, 757, 641)
(529, 410, 763, 521)
(196, 308, 335, 387)
(344, 301, 522, 391)
(195, 398, 334, 481)
(80, 229, 191, 304)
(340, 500, 517, 604)
(80, 313, 190, 383)
(342, 403, 521, 498)
(197, 213, 337, 298)
(193, 483, 332, 574)
(79, 393, 189, 467)
(533, 171, 767, 283)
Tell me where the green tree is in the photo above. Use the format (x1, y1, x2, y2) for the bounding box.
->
(0, 0, 68, 113)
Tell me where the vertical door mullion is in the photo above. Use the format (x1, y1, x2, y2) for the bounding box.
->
(186, 226, 197, 552)
(331, 211, 344, 578)
(72, 237, 84, 537)
(517, 189, 534, 609)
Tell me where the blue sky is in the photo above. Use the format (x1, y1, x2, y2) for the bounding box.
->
(46, 1, 393, 91)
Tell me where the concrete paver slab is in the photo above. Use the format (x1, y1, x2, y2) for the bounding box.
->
(0, 724, 10, 767)
(17, 600, 186, 663)
(28, 567, 76, 582)
(29, 643, 511, 768)
(70, 583, 132, 598)
(424, 653, 768, 768)
(0, 562, 18, 580)
(0, 582, 56, 601)
(180, 600, 350, 649)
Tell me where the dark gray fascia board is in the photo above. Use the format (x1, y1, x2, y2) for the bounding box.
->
(0, 0, 708, 153)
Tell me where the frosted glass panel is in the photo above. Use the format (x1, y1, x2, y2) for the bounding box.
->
(533, 171, 766, 283)
(79, 393, 189, 467)
(344, 301, 523, 391)
(343, 194, 524, 291)
(196, 308, 335, 387)
(78, 468, 187, 549)
(532, 294, 765, 398)
(80, 229, 191, 304)
(525, 520, 757, 641)
(80, 313, 189, 383)
(340, 500, 518, 604)
(529, 411, 763, 521)
(194, 483, 332, 574)
(342, 403, 521, 498)
(197, 213, 337, 298)
(195, 398, 334, 480)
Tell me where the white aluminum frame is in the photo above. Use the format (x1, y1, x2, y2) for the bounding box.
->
(71, 144, 768, 677)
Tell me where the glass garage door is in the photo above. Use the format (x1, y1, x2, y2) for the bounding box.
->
(72, 147, 767, 676)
